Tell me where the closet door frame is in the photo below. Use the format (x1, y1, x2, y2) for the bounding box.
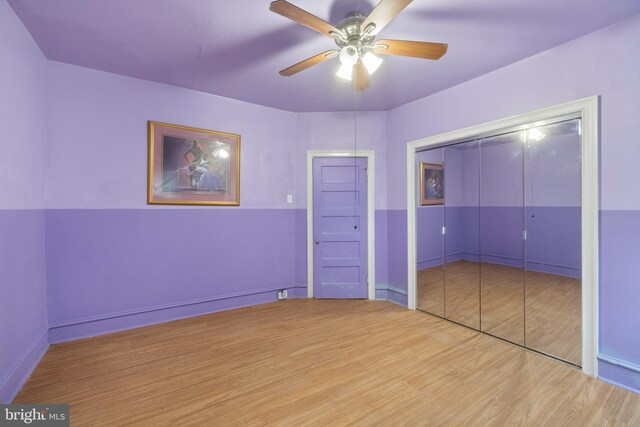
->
(405, 96, 599, 377)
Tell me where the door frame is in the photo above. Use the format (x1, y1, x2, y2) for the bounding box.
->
(405, 96, 599, 377)
(307, 150, 376, 300)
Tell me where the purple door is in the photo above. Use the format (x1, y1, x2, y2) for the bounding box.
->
(313, 157, 368, 299)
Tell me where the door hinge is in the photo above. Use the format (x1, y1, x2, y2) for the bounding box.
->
(442, 226, 446, 235)
(364, 166, 368, 177)
(523, 230, 528, 240)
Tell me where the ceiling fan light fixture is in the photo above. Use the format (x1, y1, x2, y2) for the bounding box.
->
(339, 46, 359, 66)
(269, 0, 449, 88)
(362, 52, 383, 75)
(336, 62, 353, 81)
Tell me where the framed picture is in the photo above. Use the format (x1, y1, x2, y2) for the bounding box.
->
(147, 121, 240, 206)
(420, 162, 444, 206)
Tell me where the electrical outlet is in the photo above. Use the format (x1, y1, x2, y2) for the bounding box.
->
(277, 290, 288, 300)
(286, 194, 293, 204)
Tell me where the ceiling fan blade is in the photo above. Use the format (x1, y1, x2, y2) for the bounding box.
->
(354, 62, 370, 91)
(373, 39, 448, 60)
(279, 50, 339, 77)
(270, 0, 345, 40)
(360, 0, 412, 36)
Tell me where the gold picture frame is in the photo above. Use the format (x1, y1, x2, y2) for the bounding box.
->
(420, 162, 444, 206)
(147, 121, 240, 206)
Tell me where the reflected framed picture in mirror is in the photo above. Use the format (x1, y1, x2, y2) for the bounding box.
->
(420, 162, 444, 206)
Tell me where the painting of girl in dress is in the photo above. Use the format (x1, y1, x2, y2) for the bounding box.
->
(420, 162, 444, 206)
(148, 121, 240, 206)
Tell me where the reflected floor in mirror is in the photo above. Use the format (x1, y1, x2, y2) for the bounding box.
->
(416, 261, 484, 331)
(481, 263, 526, 346)
(417, 266, 444, 317)
(525, 270, 581, 365)
(417, 261, 581, 365)
(445, 260, 480, 329)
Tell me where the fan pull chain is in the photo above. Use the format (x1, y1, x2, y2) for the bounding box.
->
(353, 72, 358, 230)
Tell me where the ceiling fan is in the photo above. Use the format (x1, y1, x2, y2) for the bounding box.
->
(269, 0, 448, 91)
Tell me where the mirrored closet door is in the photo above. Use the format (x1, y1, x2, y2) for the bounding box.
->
(443, 141, 480, 329)
(479, 131, 525, 345)
(415, 118, 582, 366)
(416, 149, 445, 316)
(523, 119, 582, 365)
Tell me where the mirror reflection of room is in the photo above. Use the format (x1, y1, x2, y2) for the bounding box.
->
(416, 149, 445, 317)
(524, 119, 582, 365)
(480, 130, 526, 345)
(443, 141, 480, 330)
(415, 118, 582, 366)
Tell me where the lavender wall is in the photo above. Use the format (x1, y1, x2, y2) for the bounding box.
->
(0, 0, 48, 403)
(295, 111, 388, 210)
(46, 62, 298, 210)
(387, 14, 640, 209)
(45, 62, 306, 341)
(388, 14, 640, 391)
(46, 209, 302, 342)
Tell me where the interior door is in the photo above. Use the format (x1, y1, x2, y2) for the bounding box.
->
(313, 157, 368, 299)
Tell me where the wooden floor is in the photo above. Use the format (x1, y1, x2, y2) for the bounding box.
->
(417, 261, 581, 365)
(15, 300, 638, 426)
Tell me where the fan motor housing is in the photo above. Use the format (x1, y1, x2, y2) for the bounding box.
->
(334, 11, 374, 50)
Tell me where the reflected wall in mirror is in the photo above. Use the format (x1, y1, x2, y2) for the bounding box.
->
(444, 141, 480, 329)
(480, 131, 525, 345)
(524, 119, 582, 365)
(416, 149, 445, 316)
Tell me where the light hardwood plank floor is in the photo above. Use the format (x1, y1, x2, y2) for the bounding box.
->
(14, 300, 638, 426)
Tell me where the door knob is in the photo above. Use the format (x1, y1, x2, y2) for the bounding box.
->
(315, 239, 320, 245)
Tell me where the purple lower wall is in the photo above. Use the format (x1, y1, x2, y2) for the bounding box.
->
(0, 210, 48, 403)
(599, 210, 640, 392)
(46, 209, 302, 341)
(375, 210, 405, 304)
(294, 209, 307, 288)
(387, 210, 408, 306)
(375, 210, 389, 289)
(46, 208, 393, 343)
